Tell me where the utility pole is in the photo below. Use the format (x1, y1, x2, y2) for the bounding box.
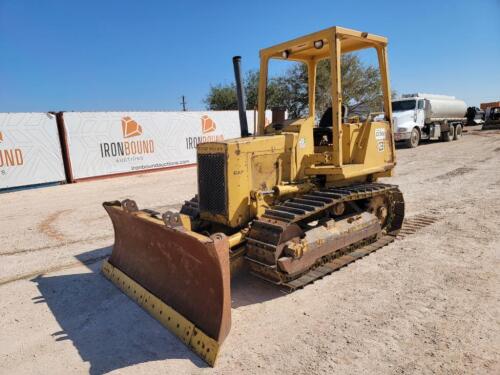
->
(180, 95, 187, 111)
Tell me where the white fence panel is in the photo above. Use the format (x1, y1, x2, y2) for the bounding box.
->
(62, 111, 269, 180)
(0, 113, 66, 189)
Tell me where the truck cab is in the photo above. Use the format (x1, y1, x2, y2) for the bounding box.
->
(392, 93, 466, 148)
(392, 97, 426, 147)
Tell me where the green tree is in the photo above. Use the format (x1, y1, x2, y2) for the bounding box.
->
(203, 84, 237, 110)
(243, 70, 259, 109)
(204, 53, 387, 120)
(339, 54, 384, 117)
(203, 70, 260, 111)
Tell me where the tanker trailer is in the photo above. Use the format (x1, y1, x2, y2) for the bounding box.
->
(392, 93, 467, 148)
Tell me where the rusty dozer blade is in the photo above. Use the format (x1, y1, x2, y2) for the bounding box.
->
(101, 200, 231, 366)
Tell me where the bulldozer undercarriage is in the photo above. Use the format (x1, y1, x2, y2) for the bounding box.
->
(245, 183, 404, 290)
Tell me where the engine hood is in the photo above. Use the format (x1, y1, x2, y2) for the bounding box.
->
(392, 110, 415, 130)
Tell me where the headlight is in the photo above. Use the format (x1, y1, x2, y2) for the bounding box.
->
(398, 128, 408, 132)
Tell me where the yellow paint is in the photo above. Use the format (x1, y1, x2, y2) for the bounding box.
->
(197, 26, 396, 226)
(198, 135, 286, 227)
(228, 231, 244, 248)
(179, 213, 192, 231)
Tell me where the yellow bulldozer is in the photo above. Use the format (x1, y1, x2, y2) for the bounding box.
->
(101, 26, 405, 366)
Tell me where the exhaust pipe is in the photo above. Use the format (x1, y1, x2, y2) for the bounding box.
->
(232, 56, 250, 137)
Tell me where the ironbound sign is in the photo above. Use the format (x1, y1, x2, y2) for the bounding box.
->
(60, 111, 270, 181)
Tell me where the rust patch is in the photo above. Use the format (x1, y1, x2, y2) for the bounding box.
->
(104, 201, 232, 343)
(38, 210, 71, 242)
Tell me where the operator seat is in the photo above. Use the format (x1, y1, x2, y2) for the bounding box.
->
(314, 106, 347, 146)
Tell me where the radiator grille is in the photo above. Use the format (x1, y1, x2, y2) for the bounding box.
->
(198, 153, 227, 215)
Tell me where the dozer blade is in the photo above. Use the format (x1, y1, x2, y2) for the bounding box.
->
(101, 200, 231, 366)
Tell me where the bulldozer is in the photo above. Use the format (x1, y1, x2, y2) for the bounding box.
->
(101, 26, 405, 366)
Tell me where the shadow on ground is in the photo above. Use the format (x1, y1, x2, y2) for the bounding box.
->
(31, 248, 283, 374)
(231, 268, 285, 308)
(32, 248, 208, 374)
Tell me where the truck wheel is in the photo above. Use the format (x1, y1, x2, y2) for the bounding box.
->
(441, 125, 454, 142)
(404, 127, 420, 148)
(453, 124, 462, 140)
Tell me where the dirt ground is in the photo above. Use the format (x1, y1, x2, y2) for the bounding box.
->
(1, 127, 499, 375)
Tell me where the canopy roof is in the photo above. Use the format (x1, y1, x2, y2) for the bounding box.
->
(260, 26, 387, 62)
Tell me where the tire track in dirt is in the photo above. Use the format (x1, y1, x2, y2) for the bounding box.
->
(397, 213, 440, 239)
(1, 234, 111, 256)
(0, 252, 111, 286)
(431, 167, 476, 181)
(468, 129, 500, 137)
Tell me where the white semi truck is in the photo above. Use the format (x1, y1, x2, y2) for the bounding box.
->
(392, 93, 467, 148)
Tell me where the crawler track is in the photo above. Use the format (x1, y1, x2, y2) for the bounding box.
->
(246, 183, 405, 290)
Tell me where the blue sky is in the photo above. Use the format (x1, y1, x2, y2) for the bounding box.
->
(1, 0, 499, 112)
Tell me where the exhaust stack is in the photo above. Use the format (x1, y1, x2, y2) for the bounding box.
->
(232, 56, 250, 137)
